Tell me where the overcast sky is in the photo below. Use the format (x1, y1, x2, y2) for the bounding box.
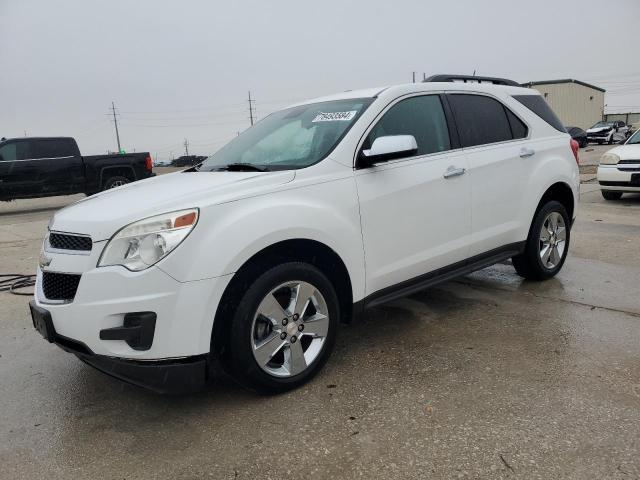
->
(2, 0, 639, 161)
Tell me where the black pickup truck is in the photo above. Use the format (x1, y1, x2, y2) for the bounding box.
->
(0, 136, 154, 201)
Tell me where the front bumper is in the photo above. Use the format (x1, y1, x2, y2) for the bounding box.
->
(30, 300, 207, 393)
(35, 264, 231, 358)
(597, 164, 640, 192)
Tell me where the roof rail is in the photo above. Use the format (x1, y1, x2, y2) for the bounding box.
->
(423, 74, 520, 87)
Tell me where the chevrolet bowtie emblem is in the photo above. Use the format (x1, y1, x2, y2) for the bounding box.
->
(39, 252, 52, 269)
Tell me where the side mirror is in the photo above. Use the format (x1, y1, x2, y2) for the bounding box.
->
(360, 135, 418, 167)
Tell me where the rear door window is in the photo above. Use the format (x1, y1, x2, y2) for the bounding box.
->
(364, 94, 451, 156)
(33, 139, 76, 159)
(447, 94, 513, 147)
(505, 109, 528, 139)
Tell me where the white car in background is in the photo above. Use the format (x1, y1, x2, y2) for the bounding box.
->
(597, 129, 640, 200)
(587, 120, 629, 145)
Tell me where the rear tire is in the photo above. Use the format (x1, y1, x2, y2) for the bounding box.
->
(601, 190, 623, 201)
(512, 200, 570, 281)
(225, 262, 339, 394)
(103, 176, 130, 190)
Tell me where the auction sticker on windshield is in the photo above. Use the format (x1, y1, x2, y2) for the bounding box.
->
(312, 111, 357, 122)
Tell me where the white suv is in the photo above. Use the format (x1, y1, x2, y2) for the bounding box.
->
(30, 75, 580, 394)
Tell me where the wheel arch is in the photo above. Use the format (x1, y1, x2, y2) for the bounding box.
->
(210, 238, 354, 355)
(99, 166, 136, 188)
(536, 181, 575, 221)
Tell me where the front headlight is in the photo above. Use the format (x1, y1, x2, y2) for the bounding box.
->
(600, 153, 620, 165)
(98, 208, 199, 271)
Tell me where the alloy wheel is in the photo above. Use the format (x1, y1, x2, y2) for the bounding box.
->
(250, 281, 329, 378)
(539, 211, 566, 269)
(108, 180, 127, 188)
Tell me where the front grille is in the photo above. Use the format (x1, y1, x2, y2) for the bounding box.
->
(619, 159, 640, 164)
(42, 272, 81, 302)
(49, 232, 92, 251)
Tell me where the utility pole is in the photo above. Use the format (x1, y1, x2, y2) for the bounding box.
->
(412, 72, 416, 83)
(248, 91, 255, 126)
(110, 101, 122, 153)
(183, 138, 189, 157)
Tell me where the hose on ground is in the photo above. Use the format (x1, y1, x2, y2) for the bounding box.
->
(0, 274, 36, 296)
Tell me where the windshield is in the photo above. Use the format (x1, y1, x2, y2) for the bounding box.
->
(627, 129, 640, 144)
(591, 121, 613, 128)
(197, 98, 373, 171)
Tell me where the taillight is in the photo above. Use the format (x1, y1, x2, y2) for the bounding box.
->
(570, 139, 579, 165)
(145, 154, 153, 171)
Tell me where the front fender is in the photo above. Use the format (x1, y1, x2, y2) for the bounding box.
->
(158, 177, 366, 302)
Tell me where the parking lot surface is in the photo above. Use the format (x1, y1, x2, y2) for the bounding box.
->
(1, 173, 639, 479)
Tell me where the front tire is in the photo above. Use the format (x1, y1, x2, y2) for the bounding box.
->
(225, 262, 339, 393)
(512, 200, 570, 281)
(602, 190, 623, 201)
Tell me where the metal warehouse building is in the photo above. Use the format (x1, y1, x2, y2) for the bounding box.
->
(521, 79, 605, 130)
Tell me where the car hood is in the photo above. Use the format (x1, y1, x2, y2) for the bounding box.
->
(587, 126, 611, 133)
(604, 144, 640, 161)
(50, 170, 295, 240)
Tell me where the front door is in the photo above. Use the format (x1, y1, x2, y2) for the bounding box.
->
(0, 140, 35, 197)
(354, 94, 472, 296)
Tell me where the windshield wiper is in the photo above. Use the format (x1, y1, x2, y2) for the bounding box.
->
(215, 163, 269, 172)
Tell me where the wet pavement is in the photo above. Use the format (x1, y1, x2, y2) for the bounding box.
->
(1, 185, 639, 479)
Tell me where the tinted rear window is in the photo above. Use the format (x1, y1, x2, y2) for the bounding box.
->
(32, 139, 77, 159)
(448, 94, 513, 147)
(512, 95, 566, 132)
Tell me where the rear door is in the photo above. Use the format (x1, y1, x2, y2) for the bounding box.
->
(31, 138, 84, 193)
(355, 93, 472, 295)
(447, 93, 530, 256)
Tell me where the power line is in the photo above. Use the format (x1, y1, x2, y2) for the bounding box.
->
(120, 117, 250, 128)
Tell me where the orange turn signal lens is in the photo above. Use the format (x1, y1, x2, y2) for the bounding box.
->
(173, 212, 197, 228)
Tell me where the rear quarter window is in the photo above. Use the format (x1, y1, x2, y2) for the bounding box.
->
(512, 95, 566, 132)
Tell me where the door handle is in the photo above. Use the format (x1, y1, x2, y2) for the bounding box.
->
(443, 166, 466, 179)
(519, 147, 535, 158)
